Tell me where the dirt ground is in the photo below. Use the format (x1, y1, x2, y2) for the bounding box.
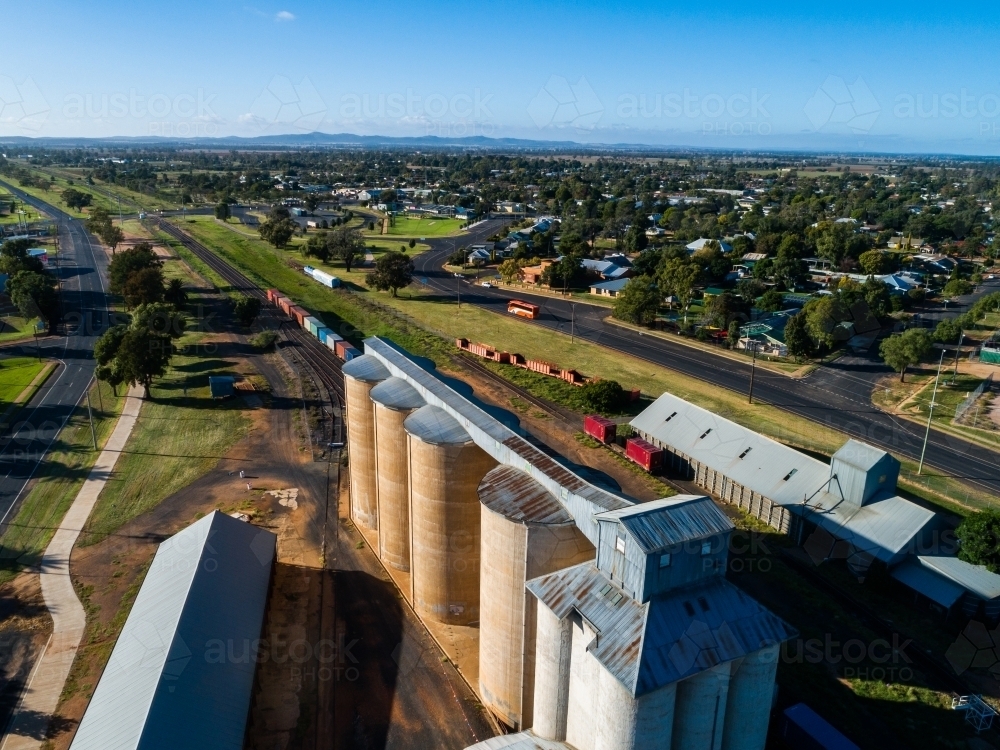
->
(0, 573, 53, 735)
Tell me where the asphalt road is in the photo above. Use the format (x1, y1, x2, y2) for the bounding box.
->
(415, 226, 1000, 499)
(0, 183, 109, 528)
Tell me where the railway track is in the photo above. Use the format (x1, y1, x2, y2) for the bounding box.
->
(455, 353, 577, 424)
(153, 218, 346, 441)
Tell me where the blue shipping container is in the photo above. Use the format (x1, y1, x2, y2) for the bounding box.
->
(317, 326, 333, 343)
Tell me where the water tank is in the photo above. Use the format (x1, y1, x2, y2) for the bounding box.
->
(342, 355, 389, 531)
(405, 405, 496, 625)
(721, 645, 779, 750)
(370, 377, 425, 571)
(478, 465, 595, 730)
(671, 662, 731, 750)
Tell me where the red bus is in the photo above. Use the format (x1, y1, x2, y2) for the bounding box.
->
(508, 300, 540, 319)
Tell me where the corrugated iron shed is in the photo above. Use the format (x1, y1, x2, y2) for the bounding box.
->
(890, 561, 965, 609)
(630, 392, 831, 507)
(404, 404, 473, 446)
(832, 439, 891, 472)
(478, 465, 575, 526)
(526, 563, 796, 697)
(70, 512, 276, 750)
(595, 496, 734, 553)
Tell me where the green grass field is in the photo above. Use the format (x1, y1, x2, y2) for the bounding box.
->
(380, 215, 466, 238)
(0, 315, 42, 344)
(0, 357, 48, 405)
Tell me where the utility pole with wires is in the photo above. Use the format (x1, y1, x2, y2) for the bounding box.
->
(86, 389, 98, 450)
(571, 303, 576, 344)
(918, 350, 946, 475)
(747, 341, 759, 404)
(951, 330, 965, 384)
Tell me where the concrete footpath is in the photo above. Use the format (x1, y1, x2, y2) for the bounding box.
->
(1, 385, 144, 750)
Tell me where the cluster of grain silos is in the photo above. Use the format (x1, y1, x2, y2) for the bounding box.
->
(344, 340, 795, 750)
(343, 357, 498, 624)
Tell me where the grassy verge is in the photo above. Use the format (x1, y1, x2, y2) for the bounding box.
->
(0, 381, 126, 584)
(0, 357, 49, 405)
(379, 215, 466, 237)
(172, 217, 997, 514)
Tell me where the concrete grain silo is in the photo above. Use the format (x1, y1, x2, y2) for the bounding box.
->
(370, 377, 425, 571)
(342, 355, 390, 532)
(478, 465, 595, 730)
(720, 645, 780, 750)
(671, 664, 731, 750)
(405, 405, 496, 625)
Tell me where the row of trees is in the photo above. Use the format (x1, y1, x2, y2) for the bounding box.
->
(108, 243, 186, 310)
(304, 226, 366, 271)
(86, 208, 124, 253)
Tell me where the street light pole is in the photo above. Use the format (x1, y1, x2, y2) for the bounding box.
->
(748, 342, 758, 404)
(918, 350, 946, 475)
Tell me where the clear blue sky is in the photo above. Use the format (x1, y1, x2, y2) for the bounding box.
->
(2, 0, 1000, 154)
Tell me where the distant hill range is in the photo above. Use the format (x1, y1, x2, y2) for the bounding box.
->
(0, 131, 658, 151)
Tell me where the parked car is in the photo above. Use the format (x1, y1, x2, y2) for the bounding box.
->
(481, 282, 492, 288)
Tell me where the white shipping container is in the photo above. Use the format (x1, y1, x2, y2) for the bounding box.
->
(325, 332, 344, 352)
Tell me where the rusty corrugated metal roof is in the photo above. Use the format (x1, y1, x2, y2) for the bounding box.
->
(478, 465, 575, 525)
(594, 496, 734, 553)
(527, 563, 797, 696)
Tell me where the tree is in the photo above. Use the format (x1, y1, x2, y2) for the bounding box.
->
(933, 318, 962, 344)
(327, 226, 365, 271)
(304, 231, 332, 263)
(498, 258, 522, 283)
(622, 223, 648, 254)
(862, 277, 892, 319)
(7, 271, 59, 333)
(758, 289, 785, 312)
(62, 188, 92, 210)
(366, 251, 414, 297)
(259, 216, 296, 248)
(541, 254, 584, 290)
(803, 296, 848, 350)
(735, 278, 765, 305)
(658, 257, 700, 322)
(233, 295, 261, 327)
(164, 278, 187, 309)
(943, 278, 973, 297)
(957, 510, 1000, 572)
(215, 201, 231, 221)
(579, 379, 626, 414)
(408, 238, 416, 249)
(122, 266, 165, 309)
(103, 225, 125, 254)
(858, 249, 885, 276)
(879, 328, 932, 381)
(86, 207, 113, 238)
(613, 276, 660, 325)
(0, 238, 44, 276)
(784, 312, 814, 359)
(94, 324, 128, 395)
(109, 243, 161, 295)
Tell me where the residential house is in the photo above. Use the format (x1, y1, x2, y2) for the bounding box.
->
(589, 278, 631, 297)
(686, 238, 733, 254)
(467, 247, 492, 265)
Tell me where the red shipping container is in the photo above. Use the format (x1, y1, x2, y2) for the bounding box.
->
(335, 339, 353, 359)
(626, 437, 663, 473)
(289, 305, 308, 325)
(277, 297, 292, 314)
(266, 288, 281, 303)
(584, 415, 617, 444)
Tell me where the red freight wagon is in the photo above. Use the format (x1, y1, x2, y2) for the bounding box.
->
(626, 437, 663, 473)
(266, 288, 281, 304)
(584, 415, 617, 444)
(335, 339, 358, 359)
(277, 296, 293, 315)
(289, 305, 308, 325)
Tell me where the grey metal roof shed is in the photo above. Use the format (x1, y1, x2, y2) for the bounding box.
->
(70, 511, 277, 750)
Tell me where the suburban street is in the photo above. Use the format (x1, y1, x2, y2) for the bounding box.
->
(415, 229, 1000, 498)
(0, 182, 108, 526)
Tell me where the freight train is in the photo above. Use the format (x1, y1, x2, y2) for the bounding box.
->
(265, 287, 361, 360)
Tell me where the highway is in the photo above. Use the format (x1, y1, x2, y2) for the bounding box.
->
(0, 183, 109, 528)
(414, 227, 1000, 499)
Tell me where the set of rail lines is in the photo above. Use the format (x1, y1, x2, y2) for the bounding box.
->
(154, 219, 345, 444)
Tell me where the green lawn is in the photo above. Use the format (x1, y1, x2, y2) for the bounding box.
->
(380, 215, 466, 238)
(0, 381, 126, 583)
(0, 315, 42, 344)
(0, 357, 48, 405)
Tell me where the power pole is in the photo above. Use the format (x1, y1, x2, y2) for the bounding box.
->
(748, 342, 758, 404)
(918, 350, 946, 475)
(86, 389, 98, 450)
(457, 274, 461, 309)
(951, 330, 965, 384)
(571, 303, 576, 344)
